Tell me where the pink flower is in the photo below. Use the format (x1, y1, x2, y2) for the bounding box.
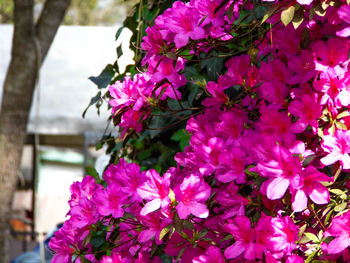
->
(69, 198, 99, 228)
(215, 147, 247, 184)
(174, 174, 211, 219)
(155, 1, 206, 48)
(69, 176, 102, 208)
(215, 182, 249, 219)
(138, 212, 172, 245)
(258, 145, 303, 200)
(286, 255, 304, 263)
(192, 246, 225, 263)
(287, 50, 316, 85)
(337, 5, 350, 37)
(108, 74, 149, 112)
(272, 216, 299, 255)
(291, 166, 331, 212)
(148, 56, 186, 88)
(137, 169, 171, 216)
(325, 210, 350, 254)
(119, 109, 149, 136)
(49, 221, 78, 263)
(103, 160, 144, 201)
(224, 216, 256, 260)
(219, 55, 258, 89)
(141, 26, 166, 65)
(259, 59, 292, 86)
(258, 80, 289, 106)
(202, 81, 228, 107)
(100, 253, 132, 263)
(312, 38, 350, 70)
(321, 129, 350, 169)
(95, 183, 128, 218)
(288, 94, 322, 133)
(313, 70, 350, 107)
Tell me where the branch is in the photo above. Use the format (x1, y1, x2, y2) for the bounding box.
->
(35, 0, 71, 64)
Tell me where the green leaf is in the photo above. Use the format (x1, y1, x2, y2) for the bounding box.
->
(304, 232, 319, 243)
(305, 249, 318, 263)
(200, 52, 225, 81)
(298, 224, 307, 239)
(160, 254, 172, 263)
(329, 189, 346, 196)
(159, 225, 173, 240)
(115, 27, 124, 41)
(281, 5, 296, 26)
(171, 129, 191, 152)
(337, 111, 350, 119)
(197, 229, 208, 239)
(176, 246, 187, 263)
(82, 91, 102, 118)
(90, 235, 106, 249)
(261, 3, 281, 24)
(334, 202, 347, 212)
(89, 64, 115, 89)
(117, 45, 123, 59)
(292, 8, 304, 29)
(85, 166, 100, 181)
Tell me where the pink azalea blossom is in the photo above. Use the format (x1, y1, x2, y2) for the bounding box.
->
(69, 176, 102, 208)
(103, 159, 144, 201)
(325, 210, 350, 254)
(215, 147, 247, 184)
(155, 1, 206, 48)
(49, 221, 78, 263)
(192, 246, 225, 263)
(138, 212, 172, 245)
(95, 183, 128, 218)
(108, 74, 149, 112)
(174, 174, 211, 219)
(202, 81, 228, 107)
(291, 166, 331, 212)
(69, 198, 99, 228)
(321, 129, 350, 169)
(137, 169, 172, 216)
(100, 253, 132, 263)
(288, 94, 322, 133)
(224, 216, 256, 260)
(270, 216, 299, 256)
(119, 109, 150, 136)
(215, 182, 249, 219)
(287, 50, 316, 85)
(312, 38, 350, 71)
(141, 26, 166, 65)
(258, 144, 303, 200)
(337, 5, 350, 37)
(148, 56, 186, 88)
(219, 55, 258, 89)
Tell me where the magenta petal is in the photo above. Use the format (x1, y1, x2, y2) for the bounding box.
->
(292, 189, 308, 212)
(140, 198, 161, 216)
(176, 202, 191, 219)
(327, 236, 350, 254)
(224, 242, 245, 259)
(308, 184, 329, 205)
(266, 177, 289, 200)
(138, 229, 155, 243)
(189, 202, 209, 218)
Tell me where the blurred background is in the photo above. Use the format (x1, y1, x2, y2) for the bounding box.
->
(0, 0, 135, 261)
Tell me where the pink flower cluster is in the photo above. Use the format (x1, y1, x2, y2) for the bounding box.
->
(51, 0, 350, 262)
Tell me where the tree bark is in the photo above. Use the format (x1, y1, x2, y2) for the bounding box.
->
(0, 0, 71, 262)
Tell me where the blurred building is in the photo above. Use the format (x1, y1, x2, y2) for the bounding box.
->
(0, 24, 134, 258)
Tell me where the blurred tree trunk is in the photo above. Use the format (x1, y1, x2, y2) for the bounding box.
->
(0, 0, 71, 261)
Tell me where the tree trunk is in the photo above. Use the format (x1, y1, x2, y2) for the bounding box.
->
(0, 0, 71, 262)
